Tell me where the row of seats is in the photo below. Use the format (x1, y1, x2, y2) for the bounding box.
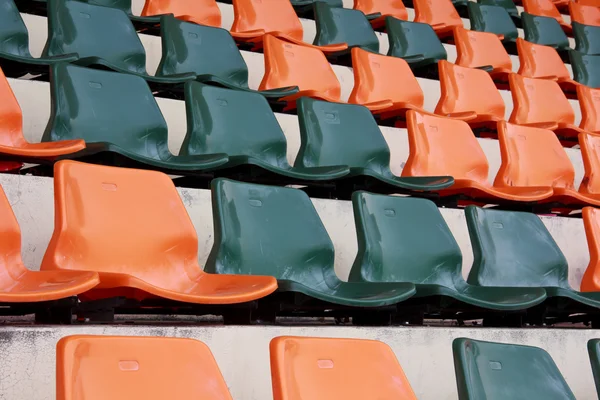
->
(55, 334, 600, 399)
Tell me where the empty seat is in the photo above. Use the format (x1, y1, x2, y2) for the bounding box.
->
(348, 48, 425, 124)
(479, 0, 520, 21)
(468, 3, 519, 44)
(453, 338, 576, 400)
(295, 98, 454, 192)
(466, 205, 600, 310)
(180, 82, 349, 181)
(570, 51, 600, 88)
(578, 85, 600, 133)
(580, 133, 600, 199)
(230, 0, 347, 53)
(521, 12, 571, 52)
(570, 1, 600, 26)
(42, 160, 277, 303)
(140, 0, 221, 27)
(589, 339, 600, 398)
(435, 60, 505, 130)
(523, 0, 572, 34)
(0, 67, 86, 162)
(353, 0, 408, 30)
(290, 0, 343, 19)
(205, 178, 416, 307)
(582, 207, 600, 291)
(454, 26, 513, 81)
(57, 335, 232, 400)
(402, 110, 553, 202)
(349, 193, 546, 311)
(413, 0, 463, 38)
(156, 16, 298, 100)
(0, 162, 22, 172)
(270, 336, 417, 400)
(573, 21, 600, 55)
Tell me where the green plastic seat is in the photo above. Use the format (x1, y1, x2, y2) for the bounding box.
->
(466, 206, 600, 311)
(386, 17, 447, 71)
(313, 2, 379, 53)
(156, 15, 298, 99)
(468, 3, 519, 43)
(348, 193, 546, 311)
(295, 98, 454, 193)
(454, 338, 576, 400)
(573, 22, 600, 55)
(205, 178, 416, 307)
(42, 0, 195, 86)
(588, 339, 600, 399)
(570, 50, 600, 88)
(478, 0, 520, 21)
(180, 82, 349, 181)
(42, 63, 228, 173)
(521, 12, 571, 52)
(0, 0, 78, 78)
(291, 0, 343, 19)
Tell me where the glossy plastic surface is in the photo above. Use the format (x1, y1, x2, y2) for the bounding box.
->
(205, 179, 416, 307)
(570, 51, 600, 88)
(453, 338, 576, 400)
(454, 26, 512, 79)
(57, 335, 232, 400)
(141, 0, 221, 27)
(42, 161, 277, 303)
(386, 18, 447, 69)
(573, 22, 600, 55)
(516, 38, 576, 91)
(579, 133, 600, 197)
(270, 336, 417, 400)
(479, 0, 520, 19)
(349, 193, 546, 310)
(582, 207, 600, 291)
(468, 3, 519, 43)
(579, 85, 600, 132)
(589, 339, 600, 398)
(521, 12, 571, 51)
(353, 0, 408, 29)
(570, 2, 600, 26)
(523, 0, 571, 33)
(413, 0, 463, 37)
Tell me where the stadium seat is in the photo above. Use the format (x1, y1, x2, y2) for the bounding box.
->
(42, 160, 277, 303)
(453, 26, 513, 82)
(522, 0, 572, 34)
(573, 22, 600, 55)
(229, 0, 347, 53)
(508, 73, 584, 144)
(478, 0, 520, 22)
(466, 205, 600, 310)
(180, 82, 349, 181)
(386, 18, 448, 73)
(295, 98, 454, 193)
(589, 339, 600, 398)
(0, 162, 22, 172)
(0, 186, 99, 303)
(349, 193, 547, 311)
(577, 0, 600, 5)
(413, 0, 463, 38)
(521, 12, 571, 52)
(140, 0, 221, 27)
(156, 16, 298, 100)
(56, 335, 232, 400)
(496, 122, 600, 208)
(0, 0, 78, 78)
(402, 110, 553, 202)
(348, 48, 425, 124)
(453, 338, 577, 400)
(270, 336, 417, 400)
(259, 35, 341, 110)
(43, 64, 229, 173)
(353, 0, 409, 30)
(578, 85, 600, 133)
(205, 178, 417, 307)
(570, 1, 600, 26)
(582, 207, 600, 292)
(290, 0, 343, 19)
(0, 67, 86, 163)
(435, 60, 505, 131)
(570, 51, 600, 88)
(580, 134, 600, 200)
(467, 3, 519, 44)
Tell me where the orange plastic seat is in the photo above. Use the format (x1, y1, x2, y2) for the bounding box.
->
(435, 60, 505, 130)
(57, 335, 232, 400)
(570, 1, 600, 26)
(0, 162, 22, 172)
(353, 0, 408, 30)
(140, 0, 221, 27)
(0, 67, 85, 162)
(522, 0, 572, 34)
(348, 47, 425, 124)
(508, 73, 583, 144)
(41, 160, 278, 304)
(453, 26, 513, 83)
(577, 0, 600, 6)
(230, 0, 347, 52)
(0, 185, 99, 303)
(579, 132, 600, 197)
(270, 336, 417, 400)
(516, 38, 579, 97)
(413, 0, 463, 38)
(582, 207, 600, 291)
(579, 85, 600, 133)
(402, 110, 553, 203)
(495, 121, 600, 207)
(259, 34, 341, 110)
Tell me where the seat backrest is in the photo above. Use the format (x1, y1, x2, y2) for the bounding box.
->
(521, 12, 570, 50)
(205, 179, 337, 288)
(588, 339, 600, 398)
(80, 0, 134, 14)
(353, 0, 408, 20)
(259, 35, 340, 101)
(578, 85, 600, 132)
(313, 2, 378, 52)
(231, 0, 303, 41)
(413, 0, 462, 30)
(0, 67, 26, 148)
(0, 0, 32, 58)
(43, 64, 170, 160)
(348, 47, 424, 109)
(494, 121, 576, 190)
(141, 0, 221, 27)
(467, 3, 519, 42)
(573, 21, 600, 55)
(454, 26, 512, 71)
(385, 18, 447, 68)
(579, 133, 600, 195)
(453, 338, 576, 400)
(403, 110, 489, 185)
(516, 38, 570, 80)
(57, 335, 232, 400)
(466, 206, 571, 288)
(180, 82, 289, 168)
(508, 73, 575, 126)
(570, 51, 600, 88)
(270, 336, 417, 400)
(479, 0, 519, 18)
(570, 1, 600, 26)
(523, 0, 566, 24)
(157, 16, 250, 88)
(435, 60, 505, 120)
(0, 185, 27, 280)
(583, 208, 600, 291)
(295, 97, 393, 176)
(350, 192, 463, 288)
